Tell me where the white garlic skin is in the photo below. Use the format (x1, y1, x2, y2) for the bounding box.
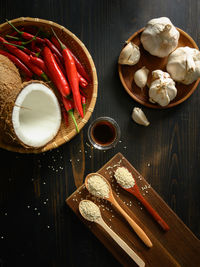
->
(132, 107, 150, 126)
(166, 46, 200, 85)
(149, 70, 177, 106)
(134, 66, 149, 88)
(118, 42, 140, 65)
(141, 17, 180, 58)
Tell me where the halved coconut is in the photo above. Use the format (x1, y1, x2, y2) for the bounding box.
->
(12, 82, 61, 148)
(0, 55, 61, 149)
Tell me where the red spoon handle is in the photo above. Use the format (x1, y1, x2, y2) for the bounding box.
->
(137, 193, 169, 231)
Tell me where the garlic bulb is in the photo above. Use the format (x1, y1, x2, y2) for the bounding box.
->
(149, 70, 177, 106)
(132, 107, 150, 126)
(134, 66, 149, 89)
(141, 17, 180, 58)
(166, 46, 200, 85)
(118, 42, 140, 65)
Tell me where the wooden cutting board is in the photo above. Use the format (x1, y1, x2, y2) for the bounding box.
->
(66, 153, 200, 267)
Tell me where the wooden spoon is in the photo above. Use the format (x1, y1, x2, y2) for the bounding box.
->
(79, 200, 145, 267)
(114, 168, 170, 232)
(85, 173, 153, 248)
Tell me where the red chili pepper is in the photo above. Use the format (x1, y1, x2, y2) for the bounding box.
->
(51, 36, 62, 52)
(53, 53, 66, 75)
(6, 19, 44, 44)
(62, 97, 79, 133)
(51, 35, 90, 81)
(79, 88, 87, 98)
(0, 49, 33, 78)
(31, 41, 41, 53)
(29, 54, 49, 74)
(52, 29, 83, 118)
(62, 107, 69, 127)
(43, 46, 70, 97)
(81, 96, 86, 115)
(0, 36, 48, 81)
(44, 38, 63, 63)
(77, 72, 88, 88)
(71, 53, 90, 82)
(4, 41, 32, 55)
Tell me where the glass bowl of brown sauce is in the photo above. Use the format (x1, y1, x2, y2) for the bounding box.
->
(87, 117, 121, 150)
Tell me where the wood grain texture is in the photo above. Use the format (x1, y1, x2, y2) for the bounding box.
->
(0, 0, 200, 266)
(67, 153, 200, 267)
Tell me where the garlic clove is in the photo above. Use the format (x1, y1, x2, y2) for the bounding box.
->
(118, 42, 140, 65)
(134, 66, 149, 89)
(132, 107, 150, 126)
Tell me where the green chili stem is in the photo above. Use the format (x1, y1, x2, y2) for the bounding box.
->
(68, 110, 79, 133)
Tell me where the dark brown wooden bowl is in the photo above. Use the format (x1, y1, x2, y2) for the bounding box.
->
(118, 28, 200, 109)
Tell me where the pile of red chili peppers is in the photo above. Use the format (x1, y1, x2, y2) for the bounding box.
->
(0, 20, 90, 133)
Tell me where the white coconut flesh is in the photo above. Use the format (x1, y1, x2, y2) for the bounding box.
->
(12, 83, 61, 148)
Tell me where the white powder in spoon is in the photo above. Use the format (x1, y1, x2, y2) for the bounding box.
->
(87, 175, 110, 198)
(114, 167, 135, 188)
(79, 200, 101, 222)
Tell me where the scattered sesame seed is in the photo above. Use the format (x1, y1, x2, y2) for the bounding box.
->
(38, 213, 40, 216)
(5, 213, 7, 216)
(27, 205, 30, 208)
(47, 225, 50, 229)
(147, 163, 151, 167)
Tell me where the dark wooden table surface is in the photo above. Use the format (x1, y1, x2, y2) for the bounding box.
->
(0, 0, 200, 266)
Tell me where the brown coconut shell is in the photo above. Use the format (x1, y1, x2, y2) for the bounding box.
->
(0, 68, 59, 148)
(0, 54, 22, 144)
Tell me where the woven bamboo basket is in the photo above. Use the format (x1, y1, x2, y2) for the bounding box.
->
(0, 17, 98, 153)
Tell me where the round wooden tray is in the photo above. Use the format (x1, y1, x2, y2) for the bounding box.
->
(0, 17, 98, 153)
(118, 27, 200, 109)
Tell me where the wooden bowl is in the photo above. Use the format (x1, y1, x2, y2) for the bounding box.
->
(0, 17, 98, 153)
(118, 28, 200, 109)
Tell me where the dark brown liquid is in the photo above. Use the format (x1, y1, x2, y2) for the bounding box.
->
(91, 121, 116, 146)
